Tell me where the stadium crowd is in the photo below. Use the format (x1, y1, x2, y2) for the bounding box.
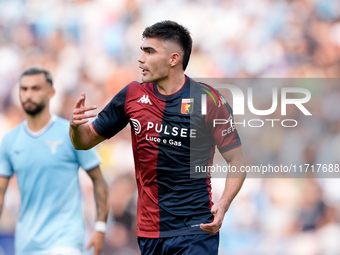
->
(0, 0, 340, 254)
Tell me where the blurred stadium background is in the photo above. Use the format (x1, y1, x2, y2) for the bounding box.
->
(0, 0, 340, 254)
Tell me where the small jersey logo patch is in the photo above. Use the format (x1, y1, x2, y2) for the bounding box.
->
(137, 95, 152, 105)
(130, 119, 141, 135)
(46, 141, 63, 155)
(181, 98, 194, 114)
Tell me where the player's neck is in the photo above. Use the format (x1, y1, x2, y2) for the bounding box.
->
(26, 107, 52, 132)
(156, 72, 186, 95)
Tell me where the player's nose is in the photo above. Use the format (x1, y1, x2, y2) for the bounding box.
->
(138, 52, 145, 64)
(23, 88, 33, 99)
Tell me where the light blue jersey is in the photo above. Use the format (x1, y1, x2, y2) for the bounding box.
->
(0, 116, 101, 255)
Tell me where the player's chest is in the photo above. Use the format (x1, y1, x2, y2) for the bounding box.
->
(9, 136, 73, 173)
(125, 95, 205, 147)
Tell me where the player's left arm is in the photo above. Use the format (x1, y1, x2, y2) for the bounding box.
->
(0, 176, 10, 218)
(200, 146, 246, 234)
(85, 166, 109, 255)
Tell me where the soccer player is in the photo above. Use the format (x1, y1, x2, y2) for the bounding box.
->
(70, 21, 246, 255)
(0, 66, 109, 255)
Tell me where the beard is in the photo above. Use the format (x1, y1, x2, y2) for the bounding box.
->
(22, 101, 45, 116)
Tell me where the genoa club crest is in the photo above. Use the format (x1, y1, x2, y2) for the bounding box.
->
(181, 98, 194, 114)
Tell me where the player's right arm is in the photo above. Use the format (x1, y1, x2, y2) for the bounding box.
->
(0, 177, 9, 217)
(70, 85, 130, 150)
(0, 134, 13, 218)
(70, 92, 106, 150)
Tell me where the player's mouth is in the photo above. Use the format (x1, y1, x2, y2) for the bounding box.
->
(139, 66, 149, 75)
(23, 101, 37, 107)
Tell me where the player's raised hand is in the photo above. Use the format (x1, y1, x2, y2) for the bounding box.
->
(70, 92, 97, 128)
(86, 231, 105, 255)
(200, 202, 228, 234)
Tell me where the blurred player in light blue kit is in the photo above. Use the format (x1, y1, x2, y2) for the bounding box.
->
(0, 66, 109, 255)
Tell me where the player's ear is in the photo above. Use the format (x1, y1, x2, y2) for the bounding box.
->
(49, 86, 56, 99)
(169, 52, 180, 67)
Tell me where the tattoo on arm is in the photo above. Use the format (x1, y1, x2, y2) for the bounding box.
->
(92, 176, 109, 222)
(0, 177, 10, 219)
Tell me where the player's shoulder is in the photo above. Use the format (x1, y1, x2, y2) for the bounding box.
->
(125, 80, 154, 98)
(49, 116, 77, 147)
(189, 78, 229, 108)
(128, 80, 153, 91)
(53, 116, 69, 126)
(3, 122, 25, 139)
(112, 81, 149, 98)
(127, 80, 142, 88)
(0, 121, 25, 147)
(189, 78, 215, 93)
(49, 116, 73, 135)
(188, 78, 218, 100)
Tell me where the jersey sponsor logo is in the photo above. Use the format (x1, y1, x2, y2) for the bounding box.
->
(181, 98, 194, 114)
(137, 95, 152, 105)
(221, 116, 236, 136)
(131, 118, 141, 135)
(147, 121, 196, 138)
(46, 141, 63, 155)
(130, 119, 197, 147)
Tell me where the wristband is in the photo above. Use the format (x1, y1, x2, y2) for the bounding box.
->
(95, 221, 107, 233)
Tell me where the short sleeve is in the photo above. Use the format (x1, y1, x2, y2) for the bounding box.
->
(205, 92, 241, 153)
(92, 85, 130, 139)
(0, 135, 14, 177)
(76, 147, 101, 171)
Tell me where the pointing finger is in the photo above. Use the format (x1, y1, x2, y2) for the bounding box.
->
(75, 96, 85, 108)
(75, 92, 86, 108)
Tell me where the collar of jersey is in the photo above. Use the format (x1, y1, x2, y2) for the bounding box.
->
(153, 76, 190, 100)
(24, 114, 57, 137)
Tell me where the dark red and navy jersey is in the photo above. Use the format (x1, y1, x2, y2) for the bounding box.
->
(92, 76, 241, 238)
